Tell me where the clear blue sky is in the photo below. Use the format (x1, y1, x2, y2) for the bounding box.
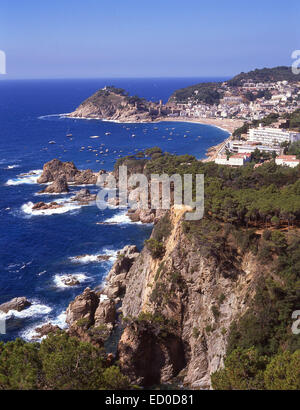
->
(0, 0, 299, 79)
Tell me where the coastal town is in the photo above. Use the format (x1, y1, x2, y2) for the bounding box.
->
(167, 78, 300, 121)
(164, 70, 300, 167)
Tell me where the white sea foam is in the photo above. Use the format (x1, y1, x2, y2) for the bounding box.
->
(38, 113, 68, 120)
(21, 198, 82, 216)
(103, 210, 152, 225)
(51, 311, 67, 328)
(53, 273, 90, 289)
(0, 301, 52, 322)
(6, 169, 42, 186)
(69, 248, 118, 264)
(103, 210, 132, 225)
(21, 311, 67, 342)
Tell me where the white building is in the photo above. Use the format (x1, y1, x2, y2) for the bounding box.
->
(215, 153, 251, 166)
(248, 126, 300, 145)
(228, 140, 281, 155)
(275, 155, 300, 168)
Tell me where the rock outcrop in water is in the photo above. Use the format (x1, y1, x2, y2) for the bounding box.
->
(33, 323, 61, 339)
(0, 297, 31, 313)
(39, 174, 69, 194)
(37, 159, 101, 186)
(32, 201, 62, 211)
(72, 188, 96, 203)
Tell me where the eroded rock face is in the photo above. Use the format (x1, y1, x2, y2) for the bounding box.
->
(65, 287, 118, 347)
(73, 169, 97, 185)
(119, 207, 261, 389)
(37, 159, 100, 185)
(37, 159, 79, 184)
(64, 246, 140, 347)
(118, 321, 185, 386)
(66, 287, 99, 327)
(39, 174, 69, 194)
(94, 298, 116, 327)
(0, 297, 31, 313)
(102, 245, 140, 299)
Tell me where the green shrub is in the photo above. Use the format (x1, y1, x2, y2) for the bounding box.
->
(145, 238, 165, 259)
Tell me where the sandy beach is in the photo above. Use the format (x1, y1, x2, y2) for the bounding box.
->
(156, 116, 244, 135)
(155, 116, 244, 161)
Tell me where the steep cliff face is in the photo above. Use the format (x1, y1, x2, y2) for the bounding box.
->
(119, 207, 262, 388)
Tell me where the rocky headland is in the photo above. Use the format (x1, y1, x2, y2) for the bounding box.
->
(67, 86, 168, 122)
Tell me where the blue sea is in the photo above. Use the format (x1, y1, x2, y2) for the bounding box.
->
(0, 78, 229, 341)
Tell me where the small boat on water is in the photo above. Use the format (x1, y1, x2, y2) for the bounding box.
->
(90, 135, 100, 139)
(66, 128, 72, 137)
(49, 140, 56, 144)
(105, 132, 111, 135)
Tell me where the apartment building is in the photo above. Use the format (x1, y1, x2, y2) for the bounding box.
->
(248, 126, 300, 145)
(275, 155, 300, 168)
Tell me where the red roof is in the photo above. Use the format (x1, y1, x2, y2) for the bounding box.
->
(277, 155, 297, 160)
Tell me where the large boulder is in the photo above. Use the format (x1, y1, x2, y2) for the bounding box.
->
(0, 297, 31, 313)
(66, 287, 99, 327)
(72, 188, 96, 203)
(73, 169, 98, 185)
(127, 209, 155, 224)
(94, 298, 116, 327)
(39, 174, 69, 194)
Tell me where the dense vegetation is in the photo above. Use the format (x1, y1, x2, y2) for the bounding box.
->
(169, 82, 223, 105)
(288, 141, 300, 158)
(281, 109, 300, 132)
(227, 66, 298, 86)
(169, 66, 297, 106)
(80, 85, 147, 109)
(0, 332, 129, 390)
(211, 229, 300, 389)
(117, 148, 300, 389)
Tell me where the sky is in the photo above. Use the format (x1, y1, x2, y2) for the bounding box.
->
(0, 0, 299, 79)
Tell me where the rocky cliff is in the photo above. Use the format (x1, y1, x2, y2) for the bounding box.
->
(65, 206, 262, 389)
(117, 207, 262, 388)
